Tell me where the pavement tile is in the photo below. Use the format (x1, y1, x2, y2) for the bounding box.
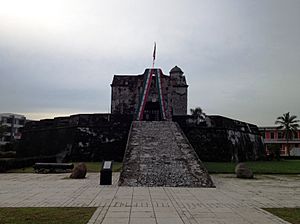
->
(101, 217, 129, 224)
(0, 173, 299, 224)
(131, 207, 153, 212)
(105, 211, 130, 218)
(155, 211, 180, 218)
(156, 217, 184, 224)
(129, 218, 156, 224)
(108, 207, 131, 212)
(131, 211, 155, 218)
(191, 212, 216, 218)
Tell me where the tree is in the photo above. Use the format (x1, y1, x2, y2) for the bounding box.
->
(190, 107, 206, 125)
(267, 143, 281, 161)
(0, 124, 6, 139)
(275, 112, 300, 156)
(0, 124, 7, 151)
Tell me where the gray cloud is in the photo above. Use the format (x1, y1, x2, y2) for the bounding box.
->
(0, 0, 300, 125)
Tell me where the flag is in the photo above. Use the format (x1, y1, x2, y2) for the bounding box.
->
(153, 42, 156, 61)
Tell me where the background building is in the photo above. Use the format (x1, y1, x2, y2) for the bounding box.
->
(259, 126, 300, 156)
(0, 113, 26, 145)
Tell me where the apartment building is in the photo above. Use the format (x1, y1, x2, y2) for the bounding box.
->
(0, 113, 26, 145)
(259, 126, 300, 156)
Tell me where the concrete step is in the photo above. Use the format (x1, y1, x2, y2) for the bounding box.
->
(119, 121, 214, 187)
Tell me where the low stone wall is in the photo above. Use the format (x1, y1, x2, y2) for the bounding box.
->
(173, 115, 265, 162)
(18, 113, 264, 162)
(18, 114, 132, 162)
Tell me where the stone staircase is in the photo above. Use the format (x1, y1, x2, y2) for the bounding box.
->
(119, 121, 214, 187)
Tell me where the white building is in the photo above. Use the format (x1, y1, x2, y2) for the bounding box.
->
(0, 113, 26, 145)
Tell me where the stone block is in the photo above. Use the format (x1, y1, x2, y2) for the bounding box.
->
(235, 163, 254, 179)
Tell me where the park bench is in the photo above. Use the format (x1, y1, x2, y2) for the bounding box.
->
(33, 163, 74, 173)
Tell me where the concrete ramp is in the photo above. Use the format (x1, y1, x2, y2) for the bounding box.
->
(119, 121, 214, 187)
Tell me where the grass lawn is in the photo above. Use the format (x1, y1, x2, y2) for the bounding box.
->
(7, 166, 34, 173)
(264, 208, 300, 224)
(7, 161, 123, 173)
(6, 160, 300, 174)
(0, 207, 96, 224)
(203, 160, 300, 174)
(73, 162, 123, 172)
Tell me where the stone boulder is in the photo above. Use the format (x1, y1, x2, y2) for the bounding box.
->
(235, 163, 254, 179)
(70, 163, 87, 179)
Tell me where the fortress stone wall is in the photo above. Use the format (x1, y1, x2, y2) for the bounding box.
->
(18, 114, 131, 161)
(174, 115, 265, 162)
(18, 114, 264, 162)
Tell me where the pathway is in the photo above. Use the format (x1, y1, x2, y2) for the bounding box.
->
(0, 173, 299, 223)
(119, 121, 214, 187)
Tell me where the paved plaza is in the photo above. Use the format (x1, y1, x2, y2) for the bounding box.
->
(0, 173, 299, 224)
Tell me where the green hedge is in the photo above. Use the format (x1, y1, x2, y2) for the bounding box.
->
(0, 156, 56, 172)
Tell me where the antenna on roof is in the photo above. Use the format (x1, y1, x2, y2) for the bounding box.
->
(152, 42, 156, 68)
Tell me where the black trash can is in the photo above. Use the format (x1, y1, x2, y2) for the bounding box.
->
(100, 161, 113, 185)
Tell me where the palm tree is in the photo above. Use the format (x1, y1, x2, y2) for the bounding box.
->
(190, 107, 206, 125)
(275, 112, 300, 156)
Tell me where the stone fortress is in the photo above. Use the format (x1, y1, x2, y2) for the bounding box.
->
(111, 66, 214, 187)
(111, 66, 188, 119)
(18, 66, 265, 179)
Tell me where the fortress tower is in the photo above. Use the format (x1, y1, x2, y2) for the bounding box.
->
(111, 66, 188, 120)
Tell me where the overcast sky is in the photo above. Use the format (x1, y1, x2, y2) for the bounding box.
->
(0, 0, 299, 125)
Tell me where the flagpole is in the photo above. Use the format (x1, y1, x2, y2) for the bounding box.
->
(152, 42, 156, 68)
